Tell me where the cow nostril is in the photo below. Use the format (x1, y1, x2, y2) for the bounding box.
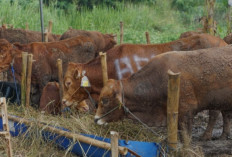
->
(94, 118, 98, 123)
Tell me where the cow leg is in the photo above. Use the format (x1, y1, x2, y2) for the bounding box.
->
(30, 84, 41, 108)
(33, 73, 52, 107)
(220, 110, 231, 140)
(201, 110, 220, 140)
(179, 111, 193, 141)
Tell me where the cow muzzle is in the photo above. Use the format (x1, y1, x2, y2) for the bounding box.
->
(94, 115, 107, 125)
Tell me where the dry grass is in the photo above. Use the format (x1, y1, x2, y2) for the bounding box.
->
(0, 103, 164, 156)
(0, 103, 222, 157)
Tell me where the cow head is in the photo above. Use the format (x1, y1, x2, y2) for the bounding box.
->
(94, 79, 125, 125)
(0, 39, 20, 72)
(62, 62, 89, 108)
(103, 34, 117, 51)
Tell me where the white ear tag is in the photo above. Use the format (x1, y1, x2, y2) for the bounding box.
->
(81, 70, 91, 87)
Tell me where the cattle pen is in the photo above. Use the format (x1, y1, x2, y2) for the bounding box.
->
(0, 52, 165, 157)
(0, 35, 232, 157)
(0, 34, 181, 156)
(1, 50, 230, 156)
(1, 0, 232, 154)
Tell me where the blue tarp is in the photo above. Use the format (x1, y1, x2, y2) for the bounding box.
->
(0, 116, 161, 157)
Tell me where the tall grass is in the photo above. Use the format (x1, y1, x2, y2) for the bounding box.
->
(0, 0, 202, 44)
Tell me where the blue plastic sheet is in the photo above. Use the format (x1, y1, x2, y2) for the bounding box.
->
(0, 117, 160, 157)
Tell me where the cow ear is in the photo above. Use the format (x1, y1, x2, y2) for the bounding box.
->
(74, 69, 80, 79)
(13, 42, 23, 50)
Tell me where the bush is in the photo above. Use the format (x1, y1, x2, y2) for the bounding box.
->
(43, 0, 156, 10)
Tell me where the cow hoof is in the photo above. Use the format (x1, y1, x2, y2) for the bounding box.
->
(219, 134, 230, 140)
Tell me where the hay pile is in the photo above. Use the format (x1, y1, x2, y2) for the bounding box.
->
(0, 103, 164, 156)
(0, 103, 211, 157)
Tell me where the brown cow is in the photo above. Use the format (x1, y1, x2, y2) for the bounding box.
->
(40, 82, 61, 115)
(0, 36, 97, 105)
(60, 29, 117, 53)
(62, 33, 227, 108)
(223, 33, 232, 44)
(95, 45, 232, 140)
(0, 27, 60, 44)
(179, 31, 202, 39)
(40, 82, 90, 114)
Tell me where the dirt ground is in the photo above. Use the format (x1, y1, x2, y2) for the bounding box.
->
(192, 111, 232, 157)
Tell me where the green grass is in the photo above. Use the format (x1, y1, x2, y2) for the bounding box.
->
(0, 0, 228, 44)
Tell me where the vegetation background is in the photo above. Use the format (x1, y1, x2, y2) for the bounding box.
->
(0, 0, 230, 44)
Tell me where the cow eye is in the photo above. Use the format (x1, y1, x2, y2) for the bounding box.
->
(65, 81, 71, 88)
(64, 78, 72, 88)
(101, 98, 109, 105)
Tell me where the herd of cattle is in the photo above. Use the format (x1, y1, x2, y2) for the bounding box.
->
(1, 26, 232, 140)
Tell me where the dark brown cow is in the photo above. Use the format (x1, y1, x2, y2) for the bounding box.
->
(223, 33, 232, 44)
(179, 31, 202, 39)
(60, 29, 117, 53)
(0, 27, 60, 44)
(40, 82, 61, 115)
(95, 45, 232, 140)
(62, 34, 227, 108)
(0, 36, 97, 105)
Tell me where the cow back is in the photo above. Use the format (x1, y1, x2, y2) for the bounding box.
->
(0, 28, 59, 44)
(60, 29, 116, 52)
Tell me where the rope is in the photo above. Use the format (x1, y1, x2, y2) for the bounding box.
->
(120, 81, 169, 156)
(122, 105, 161, 137)
(119, 80, 159, 136)
(10, 63, 20, 104)
(94, 105, 120, 123)
(83, 87, 97, 108)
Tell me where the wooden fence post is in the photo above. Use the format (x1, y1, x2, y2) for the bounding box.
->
(120, 21, 124, 44)
(57, 59, 64, 105)
(228, 0, 232, 34)
(99, 52, 108, 86)
(206, 0, 216, 35)
(44, 28, 48, 42)
(48, 20, 53, 34)
(25, 22, 29, 30)
(21, 52, 28, 106)
(2, 24, 7, 29)
(0, 97, 13, 157)
(26, 54, 33, 107)
(167, 70, 180, 152)
(111, 131, 119, 157)
(145, 32, 151, 44)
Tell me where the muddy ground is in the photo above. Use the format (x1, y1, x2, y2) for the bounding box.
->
(192, 111, 232, 157)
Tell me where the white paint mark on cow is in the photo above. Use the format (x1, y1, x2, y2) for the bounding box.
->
(114, 54, 156, 79)
(133, 55, 149, 70)
(114, 57, 134, 79)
